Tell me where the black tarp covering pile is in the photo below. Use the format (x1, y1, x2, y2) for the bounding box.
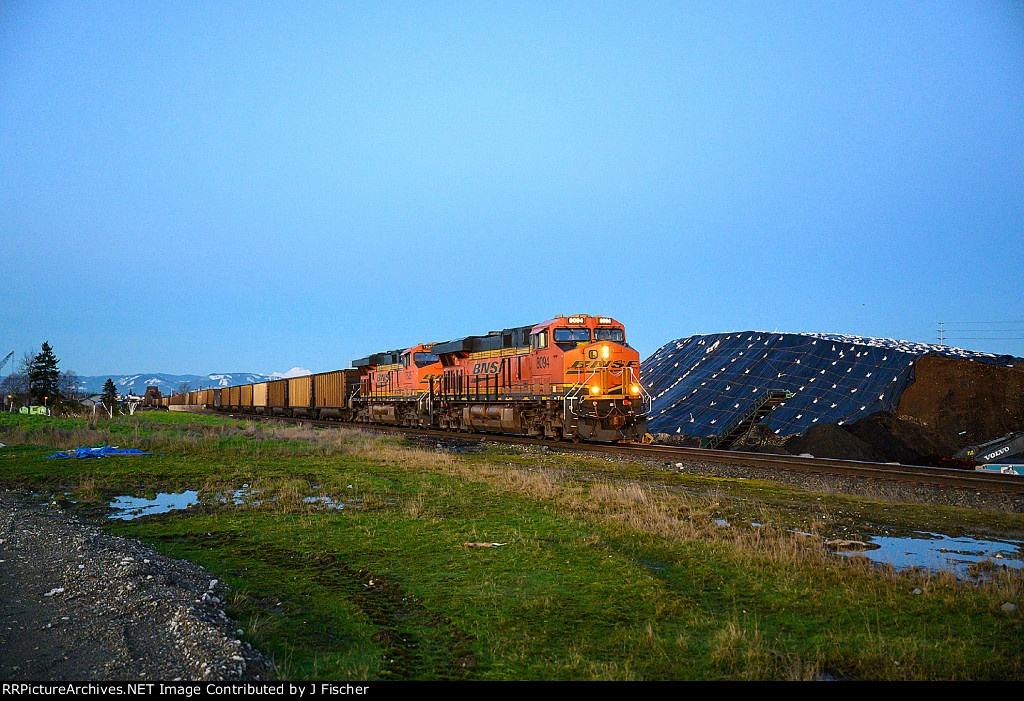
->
(641, 331, 1020, 440)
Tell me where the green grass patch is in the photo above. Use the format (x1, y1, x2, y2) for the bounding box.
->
(1, 412, 1022, 680)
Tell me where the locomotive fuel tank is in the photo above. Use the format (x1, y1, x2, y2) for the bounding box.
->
(463, 405, 520, 431)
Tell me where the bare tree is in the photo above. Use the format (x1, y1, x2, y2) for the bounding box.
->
(1, 351, 35, 407)
(16, 350, 34, 378)
(0, 372, 27, 398)
(0, 374, 25, 410)
(59, 370, 81, 400)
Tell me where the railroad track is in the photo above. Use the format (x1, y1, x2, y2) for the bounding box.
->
(575, 441, 1024, 495)
(211, 410, 1024, 496)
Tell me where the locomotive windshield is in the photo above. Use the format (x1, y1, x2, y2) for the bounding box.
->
(595, 328, 624, 343)
(553, 328, 591, 343)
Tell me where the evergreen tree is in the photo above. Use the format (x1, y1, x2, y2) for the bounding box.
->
(28, 342, 60, 405)
(102, 378, 118, 412)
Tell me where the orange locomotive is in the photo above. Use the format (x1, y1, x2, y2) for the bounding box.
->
(351, 343, 441, 427)
(351, 314, 649, 442)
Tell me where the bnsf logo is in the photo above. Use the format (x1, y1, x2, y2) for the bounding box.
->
(568, 360, 638, 370)
(472, 361, 502, 375)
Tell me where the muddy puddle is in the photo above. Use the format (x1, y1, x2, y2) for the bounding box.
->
(716, 517, 1022, 578)
(104, 485, 365, 520)
(107, 490, 200, 520)
(838, 531, 1024, 577)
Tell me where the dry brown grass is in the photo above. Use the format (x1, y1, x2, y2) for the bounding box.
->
(71, 475, 101, 503)
(436, 457, 837, 564)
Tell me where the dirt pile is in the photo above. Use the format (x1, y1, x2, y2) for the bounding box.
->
(772, 355, 1024, 465)
(645, 331, 1023, 463)
(730, 425, 789, 454)
(780, 411, 987, 467)
(782, 423, 880, 462)
(897, 355, 1024, 452)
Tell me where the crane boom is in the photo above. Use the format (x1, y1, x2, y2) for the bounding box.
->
(955, 432, 1024, 464)
(0, 351, 13, 374)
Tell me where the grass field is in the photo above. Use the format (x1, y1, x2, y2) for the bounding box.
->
(1, 411, 1022, 680)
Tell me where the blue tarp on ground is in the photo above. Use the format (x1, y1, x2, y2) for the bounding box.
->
(640, 331, 1022, 440)
(47, 446, 151, 459)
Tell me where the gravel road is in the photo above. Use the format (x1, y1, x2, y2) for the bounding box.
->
(0, 490, 272, 681)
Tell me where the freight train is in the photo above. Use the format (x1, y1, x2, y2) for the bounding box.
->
(166, 315, 650, 442)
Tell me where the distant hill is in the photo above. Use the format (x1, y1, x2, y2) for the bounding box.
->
(75, 368, 312, 397)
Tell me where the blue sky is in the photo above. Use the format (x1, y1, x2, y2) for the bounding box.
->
(2, 1, 1022, 376)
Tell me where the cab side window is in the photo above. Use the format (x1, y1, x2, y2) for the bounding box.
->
(533, 330, 548, 349)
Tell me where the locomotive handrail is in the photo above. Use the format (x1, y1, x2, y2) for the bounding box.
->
(564, 367, 599, 438)
(565, 362, 595, 401)
(628, 366, 652, 412)
(417, 390, 431, 417)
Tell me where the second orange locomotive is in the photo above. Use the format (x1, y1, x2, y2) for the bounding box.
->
(352, 314, 649, 442)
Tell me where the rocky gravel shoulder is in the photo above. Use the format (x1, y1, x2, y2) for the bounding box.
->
(0, 489, 272, 681)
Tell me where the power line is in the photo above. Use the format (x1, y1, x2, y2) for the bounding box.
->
(937, 321, 1024, 346)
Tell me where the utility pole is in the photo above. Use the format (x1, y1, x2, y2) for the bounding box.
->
(938, 322, 945, 346)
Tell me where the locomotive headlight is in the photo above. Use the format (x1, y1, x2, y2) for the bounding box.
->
(602, 345, 609, 358)
(590, 385, 600, 395)
(631, 384, 640, 394)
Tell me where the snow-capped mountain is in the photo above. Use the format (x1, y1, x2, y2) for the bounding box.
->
(74, 371, 310, 397)
(269, 367, 313, 380)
